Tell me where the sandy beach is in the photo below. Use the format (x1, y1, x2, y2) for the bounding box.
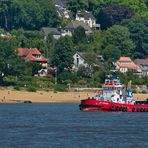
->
(0, 88, 148, 103)
(0, 88, 94, 103)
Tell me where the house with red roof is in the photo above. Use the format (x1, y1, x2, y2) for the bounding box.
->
(116, 57, 139, 73)
(17, 48, 48, 67)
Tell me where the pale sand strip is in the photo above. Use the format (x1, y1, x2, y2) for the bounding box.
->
(0, 89, 94, 103)
(0, 89, 148, 103)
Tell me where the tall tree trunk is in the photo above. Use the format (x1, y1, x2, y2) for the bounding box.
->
(0, 76, 4, 86)
(4, 14, 8, 30)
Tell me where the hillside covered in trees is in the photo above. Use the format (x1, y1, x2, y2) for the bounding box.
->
(0, 0, 148, 90)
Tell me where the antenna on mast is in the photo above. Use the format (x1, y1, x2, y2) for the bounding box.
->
(113, 48, 117, 79)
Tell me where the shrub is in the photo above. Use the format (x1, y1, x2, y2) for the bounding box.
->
(54, 84, 68, 92)
(14, 86, 20, 91)
(3, 76, 16, 86)
(58, 72, 79, 83)
(26, 86, 37, 92)
(78, 80, 87, 86)
(141, 90, 147, 94)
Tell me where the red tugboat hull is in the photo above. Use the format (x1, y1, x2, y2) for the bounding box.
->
(79, 99, 148, 112)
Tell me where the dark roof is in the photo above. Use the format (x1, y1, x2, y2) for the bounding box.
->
(75, 51, 102, 65)
(77, 11, 95, 20)
(41, 27, 61, 36)
(53, 0, 68, 8)
(76, 52, 85, 58)
(134, 59, 148, 72)
(57, 7, 65, 16)
(134, 59, 148, 65)
(65, 20, 91, 31)
(56, 6, 70, 17)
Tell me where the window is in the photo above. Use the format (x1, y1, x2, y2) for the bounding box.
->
(33, 54, 41, 59)
(76, 58, 79, 66)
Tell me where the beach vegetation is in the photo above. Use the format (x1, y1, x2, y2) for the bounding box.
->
(58, 71, 79, 84)
(26, 86, 37, 92)
(13, 86, 20, 91)
(54, 84, 68, 92)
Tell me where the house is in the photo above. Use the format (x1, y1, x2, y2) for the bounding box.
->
(0, 30, 11, 38)
(55, 5, 70, 18)
(75, 11, 97, 28)
(134, 85, 148, 93)
(53, 0, 70, 18)
(17, 48, 48, 67)
(37, 68, 48, 77)
(41, 27, 62, 40)
(73, 52, 89, 71)
(64, 20, 92, 36)
(72, 52, 101, 72)
(134, 58, 148, 76)
(116, 57, 139, 73)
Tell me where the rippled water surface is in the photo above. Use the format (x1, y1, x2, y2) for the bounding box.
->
(0, 103, 148, 148)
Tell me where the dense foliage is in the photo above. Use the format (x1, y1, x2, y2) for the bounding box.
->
(68, 0, 148, 16)
(122, 16, 148, 58)
(98, 4, 135, 29)
(0, 0, 147, 89)
(0, 0, 58, 30)
(52, 36, 74, 72)
(103, 25, 135, 57)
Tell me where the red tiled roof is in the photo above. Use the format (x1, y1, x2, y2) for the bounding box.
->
(17, 48, 48, 62)
(17, 48, 29, 57)
(118, 57, 131, 62)
(117, 57, 138, 69)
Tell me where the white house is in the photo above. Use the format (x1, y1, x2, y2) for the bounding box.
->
(72, 52, 102, 71)
(73, 52, 89, 71)
(75, 11, 98, 28)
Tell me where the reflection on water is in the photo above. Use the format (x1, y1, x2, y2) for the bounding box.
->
(0, 103, 148, 148)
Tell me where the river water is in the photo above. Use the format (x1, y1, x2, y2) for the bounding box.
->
(0, 103, 148, 148)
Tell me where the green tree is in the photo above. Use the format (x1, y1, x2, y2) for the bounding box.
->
(11, 29, 46, 50)
(26, 62, 42, 76)
(98, 4, 135, 29)
(88, 30, 104, 53)
(68, 0, 89, 15)
(102, 45, 121, 61)
(103, 25, 135, 57)
(111, 0, 148, 16)
(0, 0, 12, 30)
(46, 33, 55, 57)
(73, 26, 87, 44)
(0, 37, 28, 85)
(122, 16, 148, 58)
(52, 36, 74, 72)
(0, 0, 58, 30)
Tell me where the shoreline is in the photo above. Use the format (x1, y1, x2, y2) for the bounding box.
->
(0, 89, 148, 103)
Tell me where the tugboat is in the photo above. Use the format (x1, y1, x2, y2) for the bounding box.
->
(79, 75, 148, 112)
